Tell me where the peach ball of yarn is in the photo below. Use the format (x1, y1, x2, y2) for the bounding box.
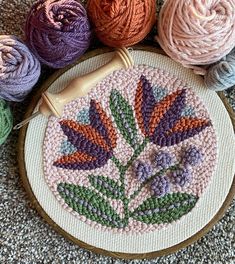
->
(156, 0, 235, 73)
(87, 0, 156, 47)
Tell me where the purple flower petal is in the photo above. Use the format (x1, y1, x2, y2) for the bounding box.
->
(170, 166, 192, 187)
(153, 89, 186, 134)
(135, 161, 153, 182)
(155, 151, 173, 169)
(89, 100, 111, 147)
(182, 145, 203, 166)
(154, 125, 209, 147)
(140, 76, 157, 135)
(151, 176, 170, 197)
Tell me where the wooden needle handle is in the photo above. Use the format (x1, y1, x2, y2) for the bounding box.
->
(39, 48, 134, 117)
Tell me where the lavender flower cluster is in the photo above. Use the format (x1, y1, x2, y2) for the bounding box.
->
(134, 145, 204, 198)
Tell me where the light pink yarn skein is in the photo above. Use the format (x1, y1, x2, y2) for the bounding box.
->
(156, 0, 235, 75)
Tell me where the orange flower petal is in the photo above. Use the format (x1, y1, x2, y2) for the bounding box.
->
(56, 151, 96, 165)
(171, 117, 210, 133)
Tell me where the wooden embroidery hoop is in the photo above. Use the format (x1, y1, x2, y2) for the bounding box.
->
(18, 46, 235, 260)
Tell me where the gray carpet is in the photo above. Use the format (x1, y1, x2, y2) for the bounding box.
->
(0, 1, 234, 263)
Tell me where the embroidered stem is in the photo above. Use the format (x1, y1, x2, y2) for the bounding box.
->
(111, 138, 149, 226)
(123, 197, 129, 225)
(111, 156, 124, 172)
(125, 138, 149, 169)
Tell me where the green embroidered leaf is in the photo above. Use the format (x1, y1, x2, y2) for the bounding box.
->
(57, 183, 123, 228)
(110, 89, 137, 148)
(88, 175, 123, 200)
(132, 193, 198, 224)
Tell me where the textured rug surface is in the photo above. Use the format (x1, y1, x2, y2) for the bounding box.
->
(0, 1, 234, 263)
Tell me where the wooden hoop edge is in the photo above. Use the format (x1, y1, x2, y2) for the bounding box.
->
(18, 45, 235, 260)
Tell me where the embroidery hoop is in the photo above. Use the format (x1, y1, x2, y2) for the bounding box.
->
(18, 46, 235, 259)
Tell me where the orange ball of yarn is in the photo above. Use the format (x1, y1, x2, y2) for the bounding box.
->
(87, 0, 156, 47)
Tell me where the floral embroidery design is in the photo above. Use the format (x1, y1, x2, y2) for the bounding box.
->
(46, 73, 216, 232)
(135, 76, 210, 146)
(54, 100, 117, 170)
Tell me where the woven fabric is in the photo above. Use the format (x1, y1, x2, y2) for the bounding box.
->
(24, 51, 235, 254)
(43, 65, 217, 234)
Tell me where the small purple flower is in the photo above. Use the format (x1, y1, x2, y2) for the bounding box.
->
(135, 161, 153, 182)
(154, 151, 173, 169)
(151, 176, 170, 197)
(171, 166, 192, 187)
(182, 145, 203, 166)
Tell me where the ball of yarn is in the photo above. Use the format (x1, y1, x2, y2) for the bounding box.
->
(156, 0, 235, 72)
(87, 0, 156, 48)
(0, 35, 41, 102)
(0, 99, 13, 145)
(205, 49, 235, 91)
(25, 0, 91, 68)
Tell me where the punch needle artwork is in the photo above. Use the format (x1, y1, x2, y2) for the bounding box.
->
(44, 67, 217, 234)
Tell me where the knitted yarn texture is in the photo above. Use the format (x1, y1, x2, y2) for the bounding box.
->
(0, 99, 13, 145)
(205, 49, 235, 91)
(87, 0, 156, 47)
(0, 35, 41, 102)
(25, 0, 91, 68)
(43, 65, 217, 234)
(156, 0, 235, 74)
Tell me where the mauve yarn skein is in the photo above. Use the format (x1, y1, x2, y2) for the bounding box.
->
(0, 35, 41, 102)
(205, 49, 235, 91)
(25, 0, 91, 69)
(87, 0, 156, 48)
(156, 0, 235, 74)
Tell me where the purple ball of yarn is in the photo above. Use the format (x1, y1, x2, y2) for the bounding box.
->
(0, 35, 41, 102)
(25, 0, 91, 68)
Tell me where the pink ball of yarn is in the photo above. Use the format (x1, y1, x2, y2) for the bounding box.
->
(156, 0, 235, 72)
(25, 0, 91, 69)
